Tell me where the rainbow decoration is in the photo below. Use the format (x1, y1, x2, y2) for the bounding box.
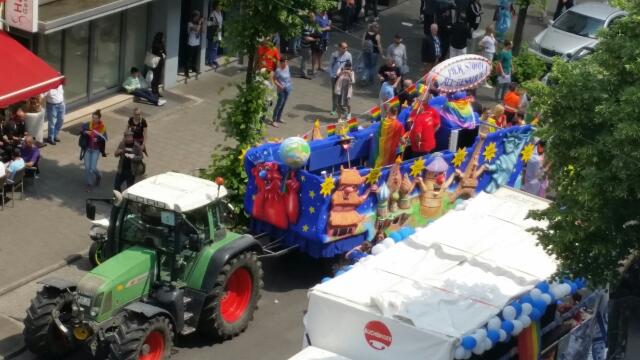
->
(440, 95, 478, 129)
(348, 118, 358, 132)
(388, 96, 400, 109)
(517, 321, 541, 360)
(327, 124, 336, 136)
(406, 84, 417, 95)
(371, 117, 405, 168)
(417, 83, 427, 95)
(370, 106, 381, 121)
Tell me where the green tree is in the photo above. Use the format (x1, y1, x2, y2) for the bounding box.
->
(204, 0, 331, 226)
(512, 0, 546, 54)
(527, 0, 640, 287)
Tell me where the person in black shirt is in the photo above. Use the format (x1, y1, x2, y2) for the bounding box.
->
(114, 130, 143, 191)
(378, 57, 401, 86)
(127, 108, 148, 156)
(450, 15, 472, 57)
(436, 9, 453, 59)
(150, 32, 166, 97)
(299, 12, 318, 79)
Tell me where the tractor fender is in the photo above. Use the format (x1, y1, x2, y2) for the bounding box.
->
(201, 234, 262, 293)
(124, 302, 175, 329)
(37, 278, 76, 293)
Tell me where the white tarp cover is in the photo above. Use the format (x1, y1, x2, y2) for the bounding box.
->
(302, 188, 556, 360)
(288, 346, 352, 360)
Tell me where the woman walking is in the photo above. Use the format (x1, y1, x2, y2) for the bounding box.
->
(150, 32, 166, 97)
(127, 107, 148, 156)
(271, 58, 292, 127)
(362, 22, 383, 85)
(81, 110, 108, 192)
(335, 61, 355, 120)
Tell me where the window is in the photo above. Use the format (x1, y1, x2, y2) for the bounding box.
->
(91, 13, 122, 94)
(63, 23, 90, 103)
(184, 205, 211, 238)
(37, 31, 62, 72)
(553, 11, 605, 39)
(119, 202, 173, 249)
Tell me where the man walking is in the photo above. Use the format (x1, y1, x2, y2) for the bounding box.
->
(421, 24, 442, 72)
(299, 12, 318, 79)
(45, 84, 65, 146)
(113, 130, 144, 191)
(329, 42, 353, 116)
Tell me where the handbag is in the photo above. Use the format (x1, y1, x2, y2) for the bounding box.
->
(497, 73, 511, 84)
(144, 51, 161, 69)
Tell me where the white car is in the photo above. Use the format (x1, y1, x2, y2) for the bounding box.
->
(529, 2, 626, 63)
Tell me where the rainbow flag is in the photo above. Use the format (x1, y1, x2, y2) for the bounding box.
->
(371, 117, 406, 167)
(517, 321, 541, 360)
(441, 96, 477, 129)
(417, 83, 427, 95)
(327, 124, 336, 136)
(370, 106, 381, 121)
(348, 118, 358, 131)
(406, 84, 417, 95)
(388, 96, 400, 109)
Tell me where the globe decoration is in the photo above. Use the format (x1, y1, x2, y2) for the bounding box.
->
(279, 137, 311, 169)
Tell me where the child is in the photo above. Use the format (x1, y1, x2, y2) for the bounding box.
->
(335, 61, 355, 120)
(487, 104, 506, 132)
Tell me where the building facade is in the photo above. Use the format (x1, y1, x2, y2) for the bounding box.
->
(6, 0, 212, 108)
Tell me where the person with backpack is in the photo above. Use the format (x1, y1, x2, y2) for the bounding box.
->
(335, 61, 355, 121)
(362, 22, 383, 86)
(329, 42, 353, 116)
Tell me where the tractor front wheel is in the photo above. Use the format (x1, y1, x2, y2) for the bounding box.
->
(108, 315, 173, 360)
(23, 287, 77, 358)
(198, 251, 263, 339)
(88, 241, 106, 268)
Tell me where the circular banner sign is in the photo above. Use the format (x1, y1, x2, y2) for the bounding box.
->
(425, 55, 492, 93)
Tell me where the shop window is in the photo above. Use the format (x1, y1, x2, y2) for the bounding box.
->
(91, 13, 122, 95)
(63, 23, 89, 103)
(37, 31, 62, 72)
(124, 5, 149, 77)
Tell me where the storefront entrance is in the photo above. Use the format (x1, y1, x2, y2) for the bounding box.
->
(36, 5, 149, 107)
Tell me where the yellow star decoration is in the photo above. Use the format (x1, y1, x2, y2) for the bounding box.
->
(482, 142, 498, 162)
(452, 147, 468, 168)
(409, 158, 426, 177)
(521, 143, 535, 163)
(309, 206, 315, 214)
(320, 177, 335, 197)
(302, 224, 309, 232)
(367, 167, 382, 185)
(238, 146, 250, 162)
(308, 190, 316, 199)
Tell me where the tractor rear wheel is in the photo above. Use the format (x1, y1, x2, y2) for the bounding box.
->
(89, 241, 106, 268)
(108, 315, 173, 360)
(23, 287, 77, 358)
(198, 251, 263, 339)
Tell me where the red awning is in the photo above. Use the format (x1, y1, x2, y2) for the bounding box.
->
(0, 31, 65, 108)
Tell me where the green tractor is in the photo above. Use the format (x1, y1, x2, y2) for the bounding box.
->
(23, 172, 264, 359)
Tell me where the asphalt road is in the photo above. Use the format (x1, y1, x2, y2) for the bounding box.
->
(2, 0, 589, 358)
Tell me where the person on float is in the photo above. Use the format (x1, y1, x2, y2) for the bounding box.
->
(408, 100, 441, 158)
(376, 106, 406, 167)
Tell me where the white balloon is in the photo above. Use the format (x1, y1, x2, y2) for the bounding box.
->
(475, 328, 487, 341)
(530, 288, 543, 300)
(560, 283, 572, 297)
(463, 350, 472, 360)
(541, 293, 552, 305)
(382, 237, 396, 249)
(487, 317, 502, 331)
(502, 306, 517, 321)
(454, 346, 467, 359)
(371, 244, 386, 255)
(518, 315, 532, 328)
(498, 329, 508, 342)
(472, 344, 485, 355)
(483, 338, 493, 351)
(512, 320, 524, 336)
(549, 284, 563, 300)
(521, 303, 533, 316)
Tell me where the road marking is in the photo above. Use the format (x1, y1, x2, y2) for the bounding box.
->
(401, 22, 413, 27)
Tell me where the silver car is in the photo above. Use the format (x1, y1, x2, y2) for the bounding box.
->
(528, 2, 626, 63)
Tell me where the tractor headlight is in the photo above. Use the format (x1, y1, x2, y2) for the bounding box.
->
(73, 324, 92, 341)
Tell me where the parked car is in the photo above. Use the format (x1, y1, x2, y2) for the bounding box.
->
(529, 2, 626, 63)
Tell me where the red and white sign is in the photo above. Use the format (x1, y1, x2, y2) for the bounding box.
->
(364, 321, 392, 350)
(5, 0, 38, 33)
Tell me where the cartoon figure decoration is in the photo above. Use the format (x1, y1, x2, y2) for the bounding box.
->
(412, 154, 455, 217)
(451, 133, 488, 201)
(399, 174, 413, 210)
(327, 167, 376, 239)
(483, 132, 529, 193)
(386, 159, 403, 213)
(377, 182, 390, 218)
(252, 162, 301, 229)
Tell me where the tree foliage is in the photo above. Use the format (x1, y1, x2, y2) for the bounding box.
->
(512, 49, 546, 83)
(527, 2, 640, 286)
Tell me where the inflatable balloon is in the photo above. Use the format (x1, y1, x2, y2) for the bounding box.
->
(501, 320, 514, 335)
(389, 232, 402, 242)
(428, 95, 448, 109)
(502, 306, 517, 321)
(487, 329, 500, 344)
(536, 281, 550, 293)
(511, 302, 523, 317)
(529, 308, 542, 321)
(521, 303, 533, 316)
(512, 320, 524, 336)
(382, 237, 396, 249)
(540, 293, 552, 305)
(371, 244, 386, 255)
(520, 294, 534, 305)
(472, 343, 485, 355)
(475, 329, 487, 340)
(498, 329, 508, 342)
(569, 282, 578, 294)
(454, 346, 467, 359)
(530, 288, 543, 300)
(487, 317, 502, 331)
(549, 284, 563, 300)
(321, 277, 332, 283)
(532, 298, 547, 313)
(461, 336, 477, 350)
(483, 338, 493, 351)
(518, 315, 532, 328)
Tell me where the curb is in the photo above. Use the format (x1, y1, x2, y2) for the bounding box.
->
(0, 314, 25, 360)
(0, 253, 84, 298)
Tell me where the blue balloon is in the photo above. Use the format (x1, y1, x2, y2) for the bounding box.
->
(321, 277, 332, 283)
(428, 95, 448, 109)
(389, 232, 402, 242)
(487, 329, 500, 344)
(529, 308, 542, 321)
(520, 295, 534, 305)
(532, 298, 547, 312)
(406, 227, 416, 235)
(335, 270, 346, 276)
(511, 302, 523, 317)
(461, 336, 477, 350)
(501, 320, 514, 335)
(570, 282, 578, 294)
(536, 281, 550, 293)
(399, 228, 411, 239)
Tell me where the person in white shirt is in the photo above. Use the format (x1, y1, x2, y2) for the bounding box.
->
(206, 3, 223, 69)
(0, 160, 5, 179)
(45, 84, 65, 145)
(386, 34, 409, 77)
(479, 25, 497, 88)
(186, 10, 203, 79)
